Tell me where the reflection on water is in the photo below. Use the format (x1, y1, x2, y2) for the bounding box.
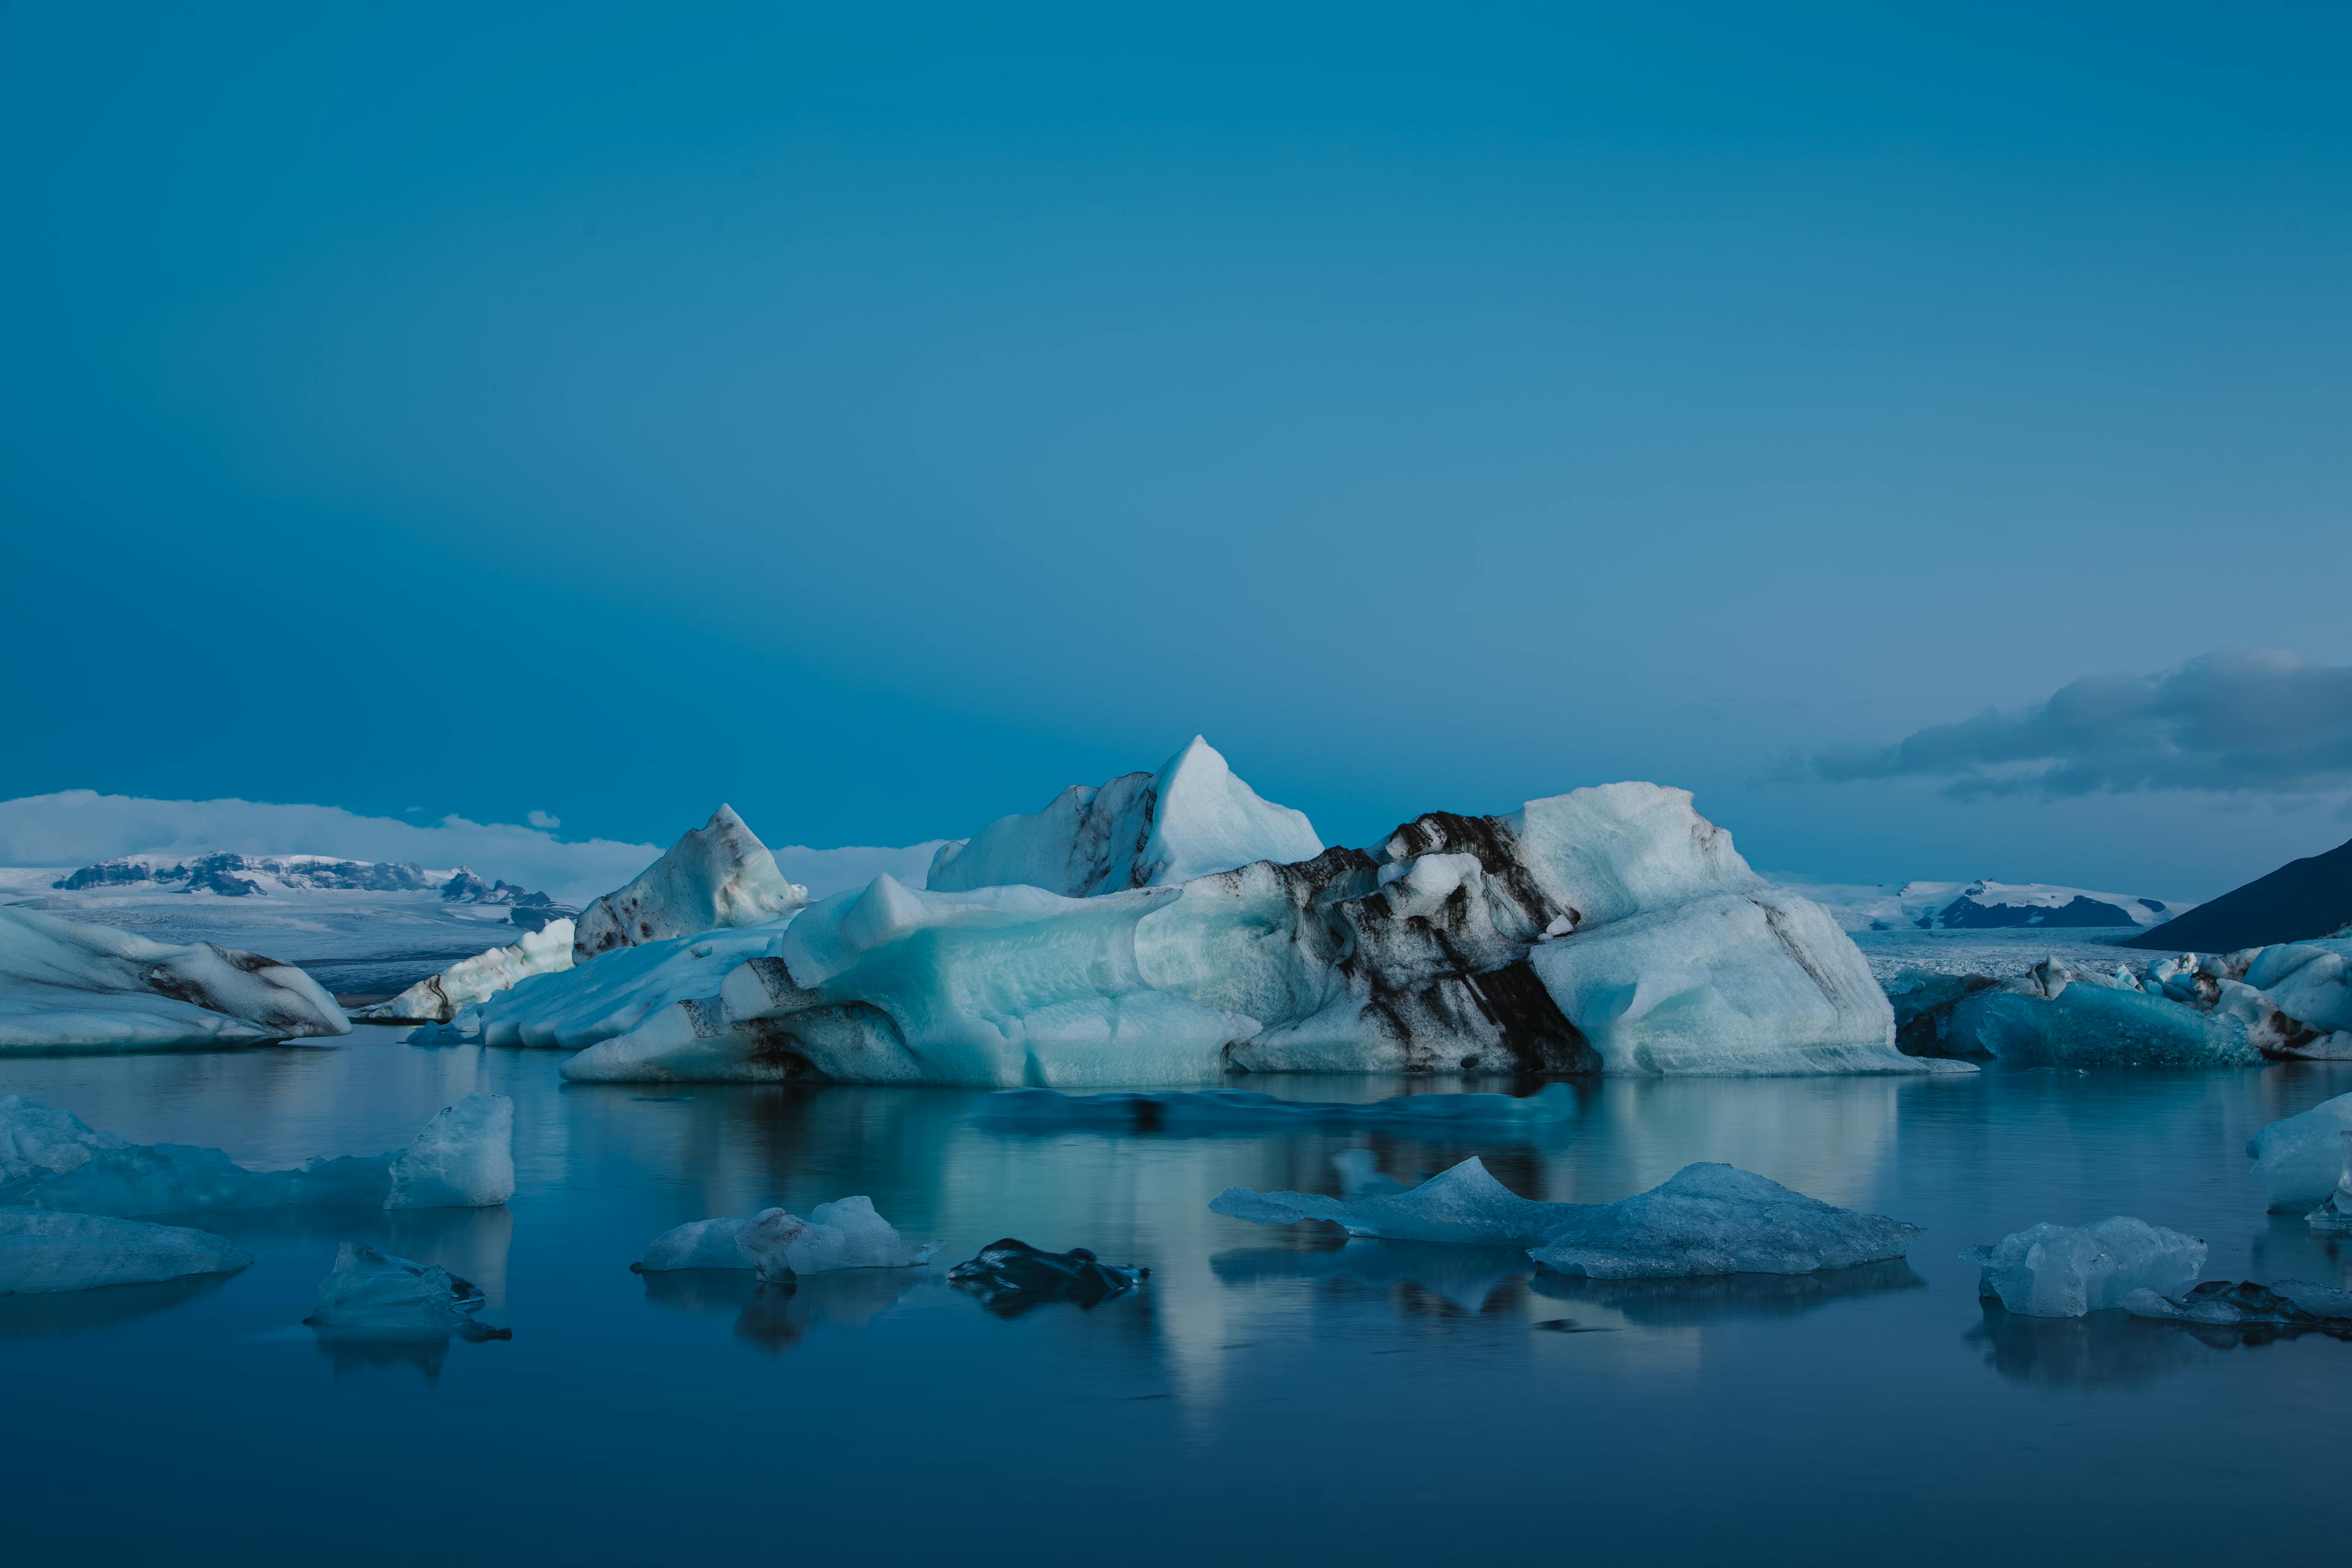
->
(3, 1035, 2350, 1564)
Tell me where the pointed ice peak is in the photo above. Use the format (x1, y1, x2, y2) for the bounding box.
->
(573, 805, 809, 962)
(926, 737, 1322, 897)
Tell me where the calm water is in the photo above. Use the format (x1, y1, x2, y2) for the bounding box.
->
(6, 1030, 2350, 1565)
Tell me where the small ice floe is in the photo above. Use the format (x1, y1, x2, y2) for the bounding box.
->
(2122, 1278, 2352, 1332)
(633, 1197, 940, 1282)
(0, 1208, 252, 1295)
(947, 1238, 1148, 1314)
(1964, 1218, 2206, 1318)
(974, 1083, 1577, 1136)
(0, 1091, 514, 1216)
(2245, 1092, 2352, 1213)
(1211, 1152, 1919, 1278)
(303, 1242, 508, 1341)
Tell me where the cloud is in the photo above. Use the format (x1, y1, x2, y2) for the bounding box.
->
(1807, 651, 2352, 801)
(0, 791, 947, 904)
(526, 809, 561, 830)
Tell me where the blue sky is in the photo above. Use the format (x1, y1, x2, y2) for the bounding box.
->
(4, 4, 2347, 898)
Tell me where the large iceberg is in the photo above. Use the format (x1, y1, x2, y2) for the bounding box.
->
(560, 778, 1907, 1085)
(0, 1208, 252, 1294)
(2244, 1092, 2352, 1212)
(0, 1091, 513, 1215)
(927, 736, 1322, 896)
(571, 805, 807, 963)
(303, 1241, 508, 1340)
(1964, 1218, 2207, 1317)
(358, 920, 575, 1024)
(465, 926, 778, 1052)
(1935, 984, 2261, 1068)
(633, 1197, 940, 1281)
(1211, 1152, 1920, 1277)
(0, 904, 348, 1050)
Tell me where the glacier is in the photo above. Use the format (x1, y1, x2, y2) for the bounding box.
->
(634, 1197, 940, 1281)
(0, 1091, 513, 1215)
(304, 1241, 509, 1340)
(571, 805, 807, 963)
(1964, 1218, 2207, 1317)
(946, 1238, 1148, 1313)
(555, 774, 1908, 1085)
(359, 919, 575, 1024)
(927, 735, 1322, 896)
(2243, 1091, 2352, 1212)
(1211, 1152, 1921, 1277)
(0, 904, 348, 1050)
(0, 1208, 252, 1294)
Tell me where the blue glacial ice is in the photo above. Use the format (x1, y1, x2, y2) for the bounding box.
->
(0, 1208, 253, 1294)
(0, 1091, 513, 1215)
(303, 1241, 509, 1340)
(1939, 983, 2261, 1068)
(2244, 1091, 2352, 1213)
(634, 1196, 940, 1281)
(1210, 1152, 1920, 1277)
(1964, 1217, 2207, 1317)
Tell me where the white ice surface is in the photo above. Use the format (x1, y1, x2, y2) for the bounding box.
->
(571, 806, 806, 962)
(385, 1094, 515, 1208)
(0, 1207, 252, 1294)
(1212, 1153, 1920, 1277)
(1789, 878, 2192, 933)
(1966, 1217, 2207, 1317)
(0, 904, 348, 1049)
(2246, 1093, 2352, 1213)
(361, 921, 574, 1023)
(927, 736, 1322, 896)
(470, 926, 782, 1049)
(736, 1197, 943, 1283)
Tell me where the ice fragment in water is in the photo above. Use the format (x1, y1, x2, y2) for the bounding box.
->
(0, 1208, 252, 1295)
(2121, 1278, 2352, 1329)
(947, 1238, 1147, 1313)
(1964, 1217, 2206, 1317)
(2246, 1093, 2352, 1213)
(736, 1197, 941, 1283)
(385, 1093, 515, 1209)
(634, 1216, 753, 1273)
(303, 1241, 509, 1340)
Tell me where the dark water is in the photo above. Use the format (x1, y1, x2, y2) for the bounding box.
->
(5, 1030, 2350, 1566)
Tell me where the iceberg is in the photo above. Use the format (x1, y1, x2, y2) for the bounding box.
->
(946, 1238, 1148, 1314)
(0, 1208, 252, 1294)
(518, 770, 1901, 1085)
(2244, 1092, 2352, 1212)
(1964, 1218, 2207, 1317)
(303, 1241, 509, 1340)
(358, 920, 575, 1024)
(736, 1197, 941, 1283)
(571, 805, 807, 963)
(973, 1082, 1577, 1134)
(634, 1216, 757, 1273)
(0, 904, 348, 1050)
(1936, 984, 2260, 1068)
(927, 736, 1324, 896)
(1212, 1153, 1918, 1277)
(0, 1091, 513, 1215)
(2122, 1278, 2352, 1330)
(2303, 1134, 2352, 1234)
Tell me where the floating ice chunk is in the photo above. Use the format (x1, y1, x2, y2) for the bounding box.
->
(0, 1092, 511, 1215)
(974, 1082, 1577, 1134)
(1527, 1164, 1921, 1279)
(1213, 1153, 1918, 1277)
(385, 1093, 515, 1209)
(1964, 1218, 2207, 1317)
(1941, 984, 2261, 1068)
(2245, 1093, 2352, 1212)
(2305, 1133, 2352, 1234)
(946, 1238, 1147, 1313)
(303, 1242, 508, 1340)
(1212, 1155, 1567, 1246)
(633, 1216, 753, 1273)
(2122, 1278, 2352, 1328)
(736, 1197, 941, 1283)
(0, 1208, 252, 1294)
(359, 922, 575, 1024)
(573, 806, 807, 963)
(472, 926, 779, 1050)
(0, 904, 347, 1050)
(927, 736, 1322, 897)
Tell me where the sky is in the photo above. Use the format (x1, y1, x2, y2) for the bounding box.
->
(3, 3, 2348, 900)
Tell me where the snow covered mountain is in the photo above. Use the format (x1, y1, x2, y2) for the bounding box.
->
(1796, 879, 2192, 934)
(927, 736, 1324, 897)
